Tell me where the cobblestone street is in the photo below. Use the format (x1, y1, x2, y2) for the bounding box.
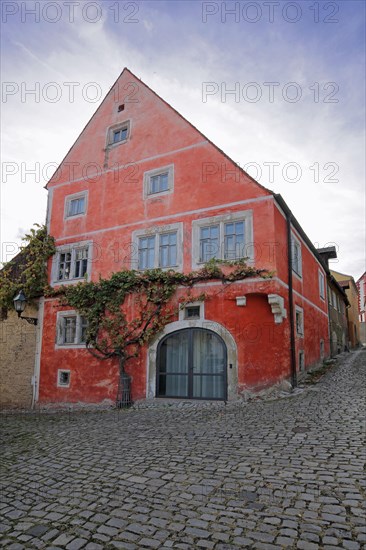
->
(1, 349, 365, 550)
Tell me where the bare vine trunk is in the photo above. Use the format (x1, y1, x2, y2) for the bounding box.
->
(116, 356, 132, 408)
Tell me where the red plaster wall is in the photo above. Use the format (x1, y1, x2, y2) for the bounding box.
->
(40, 302, 119, 404)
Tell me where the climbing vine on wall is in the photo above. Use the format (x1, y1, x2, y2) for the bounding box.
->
(50, 258, 271, 405)
(0, 224, 272, 406)
(0, 225, 55, 313)
(0, 229, 271, 406)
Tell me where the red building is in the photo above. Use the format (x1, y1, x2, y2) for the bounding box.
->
(356, 272, 366, 322)
(37, 68, 331, 405)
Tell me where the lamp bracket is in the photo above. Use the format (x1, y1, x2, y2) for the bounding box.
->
(17, 313, 38, 326)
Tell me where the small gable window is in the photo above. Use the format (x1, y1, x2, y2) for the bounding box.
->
(143, 165, 174, 198)
(107, 121, 130, 146)
(113, 126, 128, 143)
(65, 192, 87, 219)
(69, 197, 85, 216)
(151, 172, 169, 194)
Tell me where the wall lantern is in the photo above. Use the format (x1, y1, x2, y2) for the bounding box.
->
(13, 290, 38, 325)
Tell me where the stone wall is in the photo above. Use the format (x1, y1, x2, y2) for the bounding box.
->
(0, 306, 38, 409)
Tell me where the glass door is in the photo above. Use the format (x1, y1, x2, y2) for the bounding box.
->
(157, 330, 189, 397)
(157, 328, 227, 400)
(192, 329, 226, 399)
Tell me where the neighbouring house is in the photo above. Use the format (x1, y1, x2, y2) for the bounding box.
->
(0, 308, 40, 409)
(0, 251, 42, 409)
(356, 271, 366, 344)
(38, 68, 332, 406)
(331, 270, 361, 349)
(318, 247, 349, 356)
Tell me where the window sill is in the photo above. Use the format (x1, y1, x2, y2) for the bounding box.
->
(52, 277, 88, 287)
(107, 139, 128, 149)
(145, 190, 172, 199)
(137, 265, 179, 272)
(194, 258, 255, 267)
(65, 214, 86, 220)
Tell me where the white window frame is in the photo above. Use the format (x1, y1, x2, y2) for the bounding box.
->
(143, 164, 174, 198)
(178, 301, 205, 321)
(64, 191, 88, 219)
(291, 233, 302, 278)
(191, 210, 254, 269)
(55, 311, 88, 349)
(51, 241, 93, 286)
(318, 270, 325, 300)
(295, 306, 304, 336)
(57, 369, 71, 387)
(131, 223, 183, 271)
(106, 120, 131, 147)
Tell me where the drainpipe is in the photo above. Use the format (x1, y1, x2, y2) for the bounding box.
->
(32, 297, 44, 409)
(327, 290, 332, 358)
(286, 213, 297, 388)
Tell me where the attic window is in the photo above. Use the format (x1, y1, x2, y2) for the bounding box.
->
(113, 127, 128, 143)
(150, 172, 169, 194)
(108, 121, 130, 146)
(68, 196, 85, 216)
(65, 191, 87, 219)
(118, 104, 125, 112)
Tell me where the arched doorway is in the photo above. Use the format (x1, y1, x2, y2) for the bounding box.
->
(156, 328, 227, 400)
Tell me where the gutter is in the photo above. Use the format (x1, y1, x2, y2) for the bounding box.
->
(273, 194, 300, 388)
(286, 210, 297, 388)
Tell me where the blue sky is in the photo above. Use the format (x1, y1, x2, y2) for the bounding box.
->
(1, 0, 365, 279)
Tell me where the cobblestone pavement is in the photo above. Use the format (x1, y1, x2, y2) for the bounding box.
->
(1, 350, 365, 550)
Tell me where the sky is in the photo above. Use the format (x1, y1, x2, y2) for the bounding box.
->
(1, 0, 365, 280)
